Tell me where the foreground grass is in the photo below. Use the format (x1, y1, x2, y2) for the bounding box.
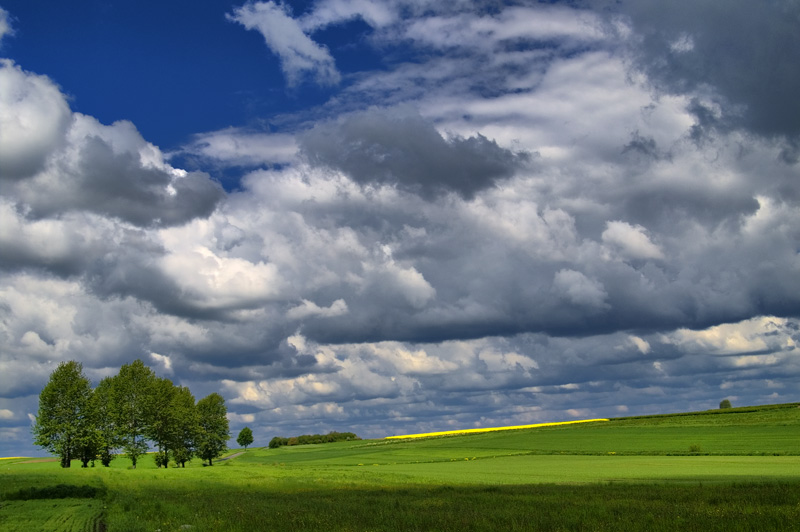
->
(3, 403, 800, 531)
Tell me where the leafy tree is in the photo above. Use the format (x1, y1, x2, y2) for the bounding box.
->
(92, 377, 122, 466)
(237, 426, 254, 450)
(32, 361, 93, 468)
(110, 359, 156, 468)
(170, 385, 198, 467)
(720, 399, 732, 409)
(147, 377, 178, 468)
(196, 393, 229, 465)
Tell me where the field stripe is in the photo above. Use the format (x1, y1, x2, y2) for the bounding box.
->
(385, 418, 609, 439)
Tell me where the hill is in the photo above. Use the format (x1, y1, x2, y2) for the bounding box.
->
(2, 402, 800, 531)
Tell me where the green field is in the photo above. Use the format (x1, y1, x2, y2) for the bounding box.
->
(3, 403, 800, 531)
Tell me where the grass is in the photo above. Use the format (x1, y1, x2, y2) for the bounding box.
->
(2, 403, 800, 531)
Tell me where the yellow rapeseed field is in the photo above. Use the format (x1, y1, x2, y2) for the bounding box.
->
(386, 418, 609, 439)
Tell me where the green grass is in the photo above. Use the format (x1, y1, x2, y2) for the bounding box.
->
(2, 403, 800, 531)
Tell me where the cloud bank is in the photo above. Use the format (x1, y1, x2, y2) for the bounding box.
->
(1, 0, 799, 457)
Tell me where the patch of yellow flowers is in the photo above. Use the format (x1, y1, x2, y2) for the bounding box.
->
(386, 418, 609, 440)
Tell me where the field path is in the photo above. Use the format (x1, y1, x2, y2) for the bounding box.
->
(218, 451, 245, 461)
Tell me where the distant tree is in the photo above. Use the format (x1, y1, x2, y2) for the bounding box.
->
(170, 385, 199, 468)
(237, 426, 254, 450)
(32, 361, 93, 468)
(720, 399, 732, 409)
(196, 393, 229, 465)
(110, 360, 157, 468)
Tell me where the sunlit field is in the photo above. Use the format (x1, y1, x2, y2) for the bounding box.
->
(385, 418, 609, 439)
(3, 403, 800, 531)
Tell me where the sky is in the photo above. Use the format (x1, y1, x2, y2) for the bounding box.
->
(1, 0, 799, 457)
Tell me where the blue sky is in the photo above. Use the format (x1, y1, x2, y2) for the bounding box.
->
(1, 0, 799, 457)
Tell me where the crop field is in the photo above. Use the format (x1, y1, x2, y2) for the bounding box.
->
(2, 403, 800, 531)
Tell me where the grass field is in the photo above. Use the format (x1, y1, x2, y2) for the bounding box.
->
(2, 403, 800, 531)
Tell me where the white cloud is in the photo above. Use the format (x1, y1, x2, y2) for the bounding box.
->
(0, 7, 12, 45)
(150, 352, 173, 375)
(158, 245, 286, 311)
(181, 128, 298, 166)
(228, 2, 340, 87)
(0, 409, 13, 420)
(669, 317, 796, 356)
(300, 0, 397, 31)
(0, 60, 71, 179)
(602, 221, 664, 260)
(288, 299, 349, 320)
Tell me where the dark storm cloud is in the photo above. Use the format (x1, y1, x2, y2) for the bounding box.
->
(17, 135, 224, 228)
(610, 0, 800, 141)
(299, 109, 530, 199)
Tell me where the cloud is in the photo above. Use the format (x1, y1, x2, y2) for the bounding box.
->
(553, 269, 609, 310)
(180, 128, 298, 167)
(299, 0, 398, 31)
(287, 299, 348, 320)
(611, 0, 800, 140)
(228, 1, 340, 87)
(601, 221, 663, 260)
(0, 7, 12, 46)
(300, 108, 529, 199)
(17, 115, 225, 227)
(0, 60, 71, 179)
(4, 1, 800, 457)
(0, 60, 224, 228)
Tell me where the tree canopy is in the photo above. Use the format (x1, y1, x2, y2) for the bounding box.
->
(33, 359, 229, 469)
(196, 393, 230, 465)
(237, 426, 254, 450)
(32, 361, 94, 468)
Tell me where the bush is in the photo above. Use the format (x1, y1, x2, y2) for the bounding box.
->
(720, 399, 732, 409)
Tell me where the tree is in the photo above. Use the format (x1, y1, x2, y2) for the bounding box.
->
(170, 386, 198, 468)
(196, 393, 229, 465)
(720, 399, 732, 409)
(110, 359, 156, 468)
(237, 426, 254, 450)
(146, 377, 178, 468)
(92, 377, 122, 466)
(32, 361, 93, 468)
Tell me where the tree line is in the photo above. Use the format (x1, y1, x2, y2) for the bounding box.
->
(33, 360, 230, 468)
(268, 431, 359, 449)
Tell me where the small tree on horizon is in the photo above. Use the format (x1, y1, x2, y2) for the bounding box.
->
(720, 399, 732, 409)
(237, 426, 254, 450)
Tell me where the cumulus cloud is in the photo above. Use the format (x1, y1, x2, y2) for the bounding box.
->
(4, 1, 800, 457)
(0, 61, 224, 228)
(300, 109, 529, 199)
(0, 60, 71, 179)
(227, 1, 340, 87)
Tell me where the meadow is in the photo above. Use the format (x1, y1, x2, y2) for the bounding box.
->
(2, 403, 800, 531)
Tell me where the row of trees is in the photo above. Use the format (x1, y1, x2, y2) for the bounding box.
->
(268, 431, 359, 448)
(33, 360, 230, 468)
